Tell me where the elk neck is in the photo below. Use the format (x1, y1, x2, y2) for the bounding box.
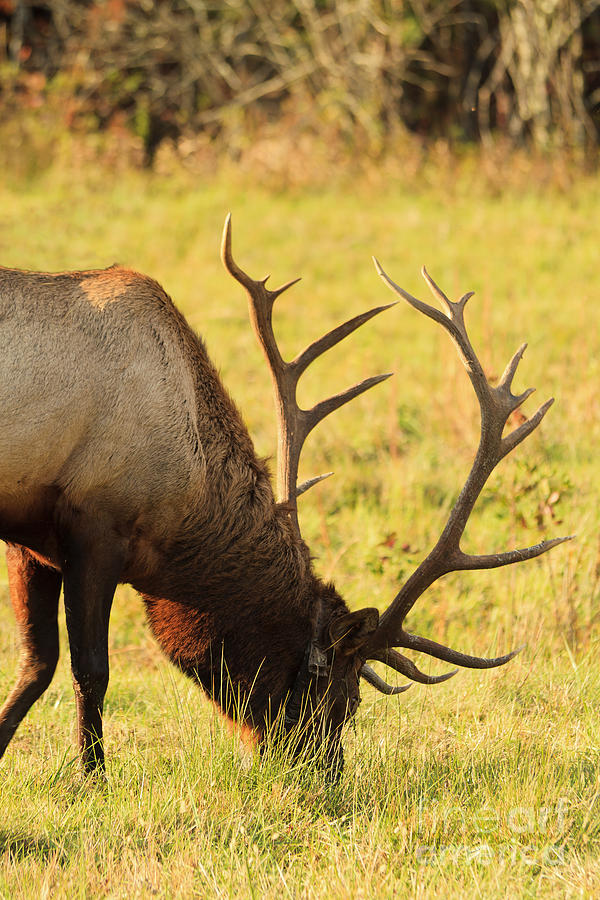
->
(137, 523, 347, 730)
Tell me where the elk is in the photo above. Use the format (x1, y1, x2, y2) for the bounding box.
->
(0, 216, 569, 776)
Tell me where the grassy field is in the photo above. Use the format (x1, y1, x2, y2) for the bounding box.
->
(0, 157, 599, 898)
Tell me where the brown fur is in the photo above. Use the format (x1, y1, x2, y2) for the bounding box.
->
(0, 264, 369, 774)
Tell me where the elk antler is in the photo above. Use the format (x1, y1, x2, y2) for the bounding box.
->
(362, 262, 572, 685)
(221, 214, 394, 536)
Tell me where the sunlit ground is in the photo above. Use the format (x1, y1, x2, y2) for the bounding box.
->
(0, 155, 598, 897)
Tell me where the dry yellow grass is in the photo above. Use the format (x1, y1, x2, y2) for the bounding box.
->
(0, 158, 598, 898)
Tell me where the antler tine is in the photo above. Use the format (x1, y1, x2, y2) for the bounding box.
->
(221, 212, 287, 376)
(360, 664, 412, 695)
(296, 472, 334, 498)
(370, 647, 458, 684)
(292, 303, 397, 377)
(400, 634, 525, 668)
(221, 215, 394, 534)
(364, 259, 571, 670)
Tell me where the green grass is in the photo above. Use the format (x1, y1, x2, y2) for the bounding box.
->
(0, 158, 599, 898)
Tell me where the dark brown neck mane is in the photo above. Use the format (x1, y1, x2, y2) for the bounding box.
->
(137, 528, 344, 733)
(123, 316, 348, 731)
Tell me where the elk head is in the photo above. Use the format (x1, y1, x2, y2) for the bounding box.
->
(222, 215, 570, 774)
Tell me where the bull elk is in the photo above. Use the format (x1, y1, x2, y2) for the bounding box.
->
(0, 216, 569, 776)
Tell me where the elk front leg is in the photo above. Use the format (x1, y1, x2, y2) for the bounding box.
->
(0, 544, 62, 759)
(62, 523, 125, 775)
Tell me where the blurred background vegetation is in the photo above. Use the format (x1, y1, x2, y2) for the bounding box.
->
(0, 0, 598, 174)
(1, 7, 599, 895)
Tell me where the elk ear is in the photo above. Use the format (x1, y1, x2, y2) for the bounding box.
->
(328, 608, 380, 656)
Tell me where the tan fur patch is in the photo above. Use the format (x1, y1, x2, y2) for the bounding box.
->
(79, 268, 138, 309)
